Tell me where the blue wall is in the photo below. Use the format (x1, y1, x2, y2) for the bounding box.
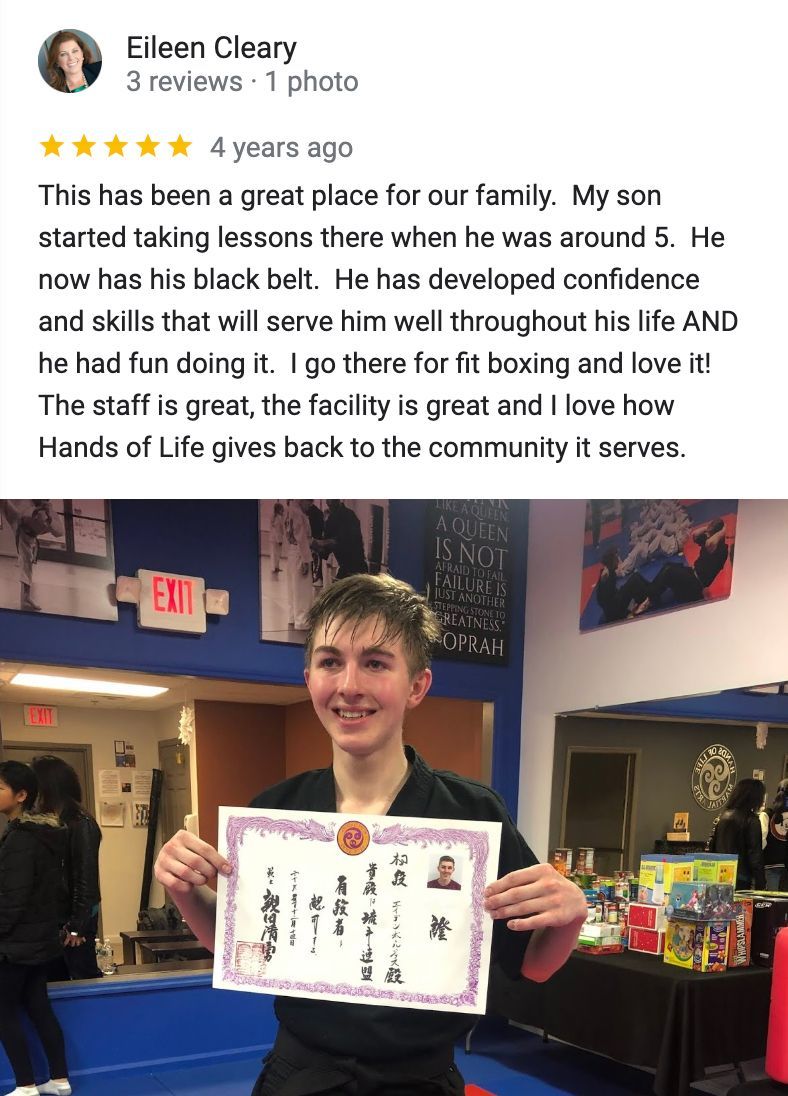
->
(0, 500, 528, 813)
(3, 973, 276, 1088)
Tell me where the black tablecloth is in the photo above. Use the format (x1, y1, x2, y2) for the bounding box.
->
(489, 949, 772, 1096)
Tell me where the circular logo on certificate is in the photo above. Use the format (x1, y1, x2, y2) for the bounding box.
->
(692, 744, 737, 811)
(337, 820, 370, 856)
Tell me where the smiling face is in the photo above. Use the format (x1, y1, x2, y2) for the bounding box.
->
(305, 616, 431, 761)
(57, 39, 84, 81)
(437, 858, 455, 885)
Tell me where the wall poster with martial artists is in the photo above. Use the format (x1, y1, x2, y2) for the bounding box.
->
(258, 500, 390, 643)
(579, 499, 738, 632)
(0, 499, 117, 620)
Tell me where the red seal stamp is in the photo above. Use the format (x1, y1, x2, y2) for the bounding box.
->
(337, 820, 370, 856)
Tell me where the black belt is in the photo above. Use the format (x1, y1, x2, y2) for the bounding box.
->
(266, 1024, 457, 1095)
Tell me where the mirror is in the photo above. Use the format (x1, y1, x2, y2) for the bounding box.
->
(551, 682, 788, 872)
(0, 660, 492, 982)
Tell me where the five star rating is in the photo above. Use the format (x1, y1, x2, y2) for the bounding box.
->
(41, 134, 191, 157)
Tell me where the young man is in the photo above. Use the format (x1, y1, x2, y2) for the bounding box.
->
(154, 574, 587, 1095)
(427, 855, 461, 890)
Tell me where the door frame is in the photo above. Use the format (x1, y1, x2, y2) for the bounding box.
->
(559, 745, 641, 872)
(157, 737, 192, 844)
(2, 739, 97, 815)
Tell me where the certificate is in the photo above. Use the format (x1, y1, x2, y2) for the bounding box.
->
(214, 807, 502, 1014)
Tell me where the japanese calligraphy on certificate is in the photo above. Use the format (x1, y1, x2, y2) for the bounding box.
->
(214, 807, 502, 1014)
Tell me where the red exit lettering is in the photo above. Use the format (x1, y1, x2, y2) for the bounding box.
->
(26, 706, 55, 726)
(152, 575, 195, 615)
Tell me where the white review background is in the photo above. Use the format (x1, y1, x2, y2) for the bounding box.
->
(0, 1, 785, 497)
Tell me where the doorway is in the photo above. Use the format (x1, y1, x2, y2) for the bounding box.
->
(560, 747, 638, 874)
(158, 739, 192, 844)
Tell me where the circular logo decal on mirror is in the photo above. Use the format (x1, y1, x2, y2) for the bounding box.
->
(692, 744, 737, 811)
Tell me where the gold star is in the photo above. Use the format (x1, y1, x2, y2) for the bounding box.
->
(137, 134, 159, 157)
(105, 134, 128, 157)
(73, 134, 96, 157)
(168, 134, 191, 157)
(41, 134, 64, 157)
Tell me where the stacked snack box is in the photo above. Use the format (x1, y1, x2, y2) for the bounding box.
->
(693, 853, 738, 885)
(727, 897, 754, 968)
(663, 919, 729, 972)
(577, 920, 624, 954)
(628, 924, 665, 955)
(666, 882, 734, 920)
(637, 854, 693, 905)
(661, 854, 738, 973)
(628, 854, 693, 956)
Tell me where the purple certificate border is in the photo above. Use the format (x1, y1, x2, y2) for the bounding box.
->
(220, 815, 492, 1009)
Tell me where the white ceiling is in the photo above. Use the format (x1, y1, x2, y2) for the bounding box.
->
(0, 660, 309, 711)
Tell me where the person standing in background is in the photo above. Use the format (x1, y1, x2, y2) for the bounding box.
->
(0, 500, 64, 612)
(764, 778, 788, 891)
(32, 756, 103, 981)
(285, 501, 315, 631)
(313, 500, 368, 580)
(710, 778, 767, 890)
(305, 501, 325, 587)
(0, 761, 72, 1096)
(270, 503, 285, 574)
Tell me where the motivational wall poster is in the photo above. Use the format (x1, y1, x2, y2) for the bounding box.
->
(214, 807, 501, 1014)
(424, 500, 512, 665)
(579, 499, 738, 632)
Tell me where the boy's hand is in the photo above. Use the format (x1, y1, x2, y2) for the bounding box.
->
(154, 829, 232, 896)
(484, 863, 587, 932)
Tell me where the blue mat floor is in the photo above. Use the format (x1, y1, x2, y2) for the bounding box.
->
(26, 1019, 764, 1095)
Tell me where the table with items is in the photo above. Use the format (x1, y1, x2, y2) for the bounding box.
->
(490, 934, 772, 1096)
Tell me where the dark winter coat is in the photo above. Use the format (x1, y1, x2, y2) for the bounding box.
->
(710, 809, 767, 889)
(60, 811, 102, 935)
(0, 813, 68, 964)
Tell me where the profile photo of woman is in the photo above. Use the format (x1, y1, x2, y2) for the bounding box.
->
(43, 30, 102, 94)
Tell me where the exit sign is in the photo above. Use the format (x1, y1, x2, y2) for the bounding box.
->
(137, 569, 207, 634)
(24, 705, 58, 727)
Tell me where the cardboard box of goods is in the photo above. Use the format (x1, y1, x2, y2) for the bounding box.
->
(663, 918, 728, 972)
(693, 854, 738, 885)
(667, 881, 735, 921)
(628, 902, 666, 932)
(750, 894, 788, 967)
(637, 854, 693, 904)
(628, 926, 665, 955)
(727, 897, 753, 968)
